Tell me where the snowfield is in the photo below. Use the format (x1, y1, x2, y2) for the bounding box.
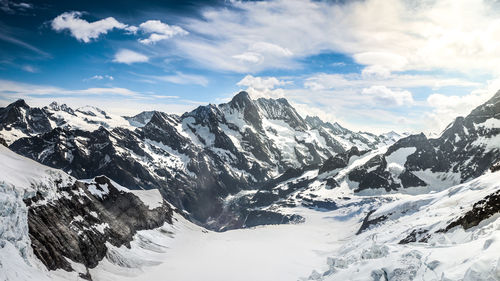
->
(0, 144, 500, 280)
(87, 210, 356, 281)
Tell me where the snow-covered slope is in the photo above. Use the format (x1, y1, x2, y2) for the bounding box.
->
(305, 171, 500, 281)
(0, 145, 173, 280)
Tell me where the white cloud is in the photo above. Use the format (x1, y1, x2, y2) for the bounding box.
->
(361, 65, 391, 79)
(236, 75, 288, 99)
(21, 65, 37, 73)
(353, 52, 408, 71)
(425, 78, 500, 132)
(249, 42, 293, 57)
(1, 1, 33, 13)
(232, 52, 262, 64)
(51, 12, 135, 43)
(51, 13, 187, 45)
(85, 75, 114, 81)
(16, 3, 32, 9)
(113, 49, 149, 64)
(361, 85, 414, 106)
(237, 75, 286, 91)
(138, 20, 188, 44)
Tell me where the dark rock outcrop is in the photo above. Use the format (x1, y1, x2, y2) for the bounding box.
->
(491, 161, 500, 173)
(24, 176, 172, 273)
(443, 189, 500, 231)
(399, 229, 429, 244)
(356, 210, 389, 235)
(0, 137, 7, 147)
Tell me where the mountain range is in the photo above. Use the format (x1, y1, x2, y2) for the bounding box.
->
(0, 90, 499, 281)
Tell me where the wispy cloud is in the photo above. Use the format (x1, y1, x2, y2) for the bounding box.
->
(0, 79, 141, 97)
(146, 72, 209, 87)
(1, 0, 33, 14)
(21, 65, 38, 73)
(84, 75, 114, 81)
(303, 72, 480, 91)
(0, 32, 50, 57)
(113, 49, 149, 64)
(168, 0, 500, 75)
(0, 79, 200, 117)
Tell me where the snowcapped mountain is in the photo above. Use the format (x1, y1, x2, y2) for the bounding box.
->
(304, 116, 405, 151)
(341, 90, 500, 193)
(0, 100, 132, 145)
(3, 92, 401, 228)
(0, 90, 499, 281)
(243, 90, 500, 216)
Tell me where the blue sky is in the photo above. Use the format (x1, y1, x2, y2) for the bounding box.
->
(1, 0, 500, 133)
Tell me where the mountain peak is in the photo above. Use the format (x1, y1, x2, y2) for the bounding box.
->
(76, 105, 108, 118)
(466, 90, 500, 122)
(9, 99, 29, 109)
(229, 91, 252, 109)
(47, 101, 75, 115)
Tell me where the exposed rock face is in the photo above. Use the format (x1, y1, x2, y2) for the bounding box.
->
(0, 99, 52, 143)
(0, 137, 7, 147)
(491, 161, 500, 172)
(124, 111, 156, 127)
(9, 123, 229, 225)
(356, 210, 389, 235)
(24, 176, 172, 272)
(242, 210, 304, 228)
(319, 146, 365, 174)
(399, 229, 429, 244)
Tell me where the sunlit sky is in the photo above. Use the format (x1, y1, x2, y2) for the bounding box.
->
(1, 0, 500, 134)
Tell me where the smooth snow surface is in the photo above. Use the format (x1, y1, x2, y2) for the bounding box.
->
(88, 210, 357, 281)
(0, 145, 74, 194)
(81, 177, 164, 210)
(128, 189, 163, 210)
